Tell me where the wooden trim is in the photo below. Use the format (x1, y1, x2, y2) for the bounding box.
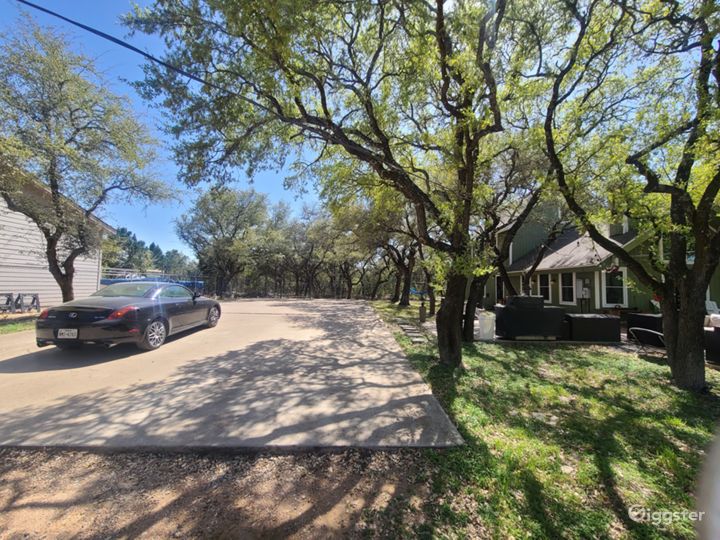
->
(594, 271, 601, 310)
(534, 274, 552, 304)
(558, 271, 577, 305)
(601, 267, 628, 308)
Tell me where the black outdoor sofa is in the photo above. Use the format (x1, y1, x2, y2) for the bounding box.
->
(495, 296, 565, 340)
(626, 312, 720, 363)
(495, 296, 620, 342)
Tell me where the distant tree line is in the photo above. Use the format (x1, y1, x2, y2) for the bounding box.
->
(102, 227, 197, 277)
(176, 187, 428, 303)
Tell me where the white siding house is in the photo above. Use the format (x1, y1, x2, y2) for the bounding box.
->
(0, 196, 111, 306)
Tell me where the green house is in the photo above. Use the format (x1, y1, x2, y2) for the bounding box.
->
(484, 215, 720, 314)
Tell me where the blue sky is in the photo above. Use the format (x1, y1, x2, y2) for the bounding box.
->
(0, 0, 318, 257)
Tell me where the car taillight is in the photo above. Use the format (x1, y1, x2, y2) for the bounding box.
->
(107, 306, 138, 320)
(38, 309, 49, 319)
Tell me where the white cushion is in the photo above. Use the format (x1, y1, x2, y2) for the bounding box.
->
(710, 314, 720, 328)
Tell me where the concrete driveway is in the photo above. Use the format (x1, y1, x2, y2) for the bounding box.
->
(0, 300, 462, 448)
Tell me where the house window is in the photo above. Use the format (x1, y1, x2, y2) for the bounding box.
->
(601, 267, 628, 308)
(535, 274, 551, 302)
(496, 276, 504, 304)
(559, 272, 576, 305)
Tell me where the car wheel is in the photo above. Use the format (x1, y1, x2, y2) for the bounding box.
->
(56, 342, 82, 351)
(207, 306, 220, 328)
(138, 319, 167, 350)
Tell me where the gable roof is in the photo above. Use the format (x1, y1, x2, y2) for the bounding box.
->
(506, 227, 639, 274)
(23, 180, 116, 235)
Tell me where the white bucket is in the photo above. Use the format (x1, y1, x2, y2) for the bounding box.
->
(475, 311, 495, 340)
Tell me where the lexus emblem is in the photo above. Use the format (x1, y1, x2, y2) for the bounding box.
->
(68, 312, 78, 319)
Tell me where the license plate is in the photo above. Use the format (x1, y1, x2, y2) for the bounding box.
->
(57, 329, 78, 339)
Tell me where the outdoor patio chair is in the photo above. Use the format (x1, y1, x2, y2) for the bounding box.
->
(0, 293, 14, 313)
(706, 301, 720, 328)
(706, 328, 720, 364)
(628, 327, 666, 358)
(14, 293, 40, 313)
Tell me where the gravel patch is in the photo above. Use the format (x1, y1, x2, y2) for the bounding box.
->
(0, 448, 434, 539)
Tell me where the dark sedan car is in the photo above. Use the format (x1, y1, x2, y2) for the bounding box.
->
(36, 282, 221, 351)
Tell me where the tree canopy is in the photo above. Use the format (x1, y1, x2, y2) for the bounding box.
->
(176, 188, 268, 295)
(0, 19, 169, 301)
(521, 0, 720, 389)
(126, 0, 720, 387)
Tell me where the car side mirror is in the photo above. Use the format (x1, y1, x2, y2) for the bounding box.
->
(192, 292, 201, 300)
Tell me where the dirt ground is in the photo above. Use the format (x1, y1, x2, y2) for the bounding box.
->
(0, 448, 433, 539)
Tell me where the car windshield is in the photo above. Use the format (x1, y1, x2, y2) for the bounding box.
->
(92, 283, 157, 297)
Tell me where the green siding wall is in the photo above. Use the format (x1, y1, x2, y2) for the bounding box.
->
(527, 270, 597, 313)
(510, 224, 548, 262)
(501, 203, 564, 263)
(626, 269, 654, 312)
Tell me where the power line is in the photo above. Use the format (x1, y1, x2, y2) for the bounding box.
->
(15, 0, 226, 93)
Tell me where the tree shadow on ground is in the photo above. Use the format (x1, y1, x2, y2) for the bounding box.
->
(0, 300, 462, 537)
(407, 341, 720, 538)
(0, 447, 431, 538)
(0, 325, 209, 374)
(0, 300, 460, 448)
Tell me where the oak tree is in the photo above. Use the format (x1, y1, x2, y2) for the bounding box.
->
(127, 0, 518, 367)
(0, 21, 168, 301)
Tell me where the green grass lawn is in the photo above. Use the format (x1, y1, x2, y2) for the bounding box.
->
(0, 318, 35, 334)
(372, 301, 720, 539)
(372, 299, 431, 326)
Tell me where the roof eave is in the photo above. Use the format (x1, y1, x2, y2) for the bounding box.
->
(504, 232, 647, 274)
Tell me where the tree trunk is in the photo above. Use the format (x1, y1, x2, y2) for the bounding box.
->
(423, 269, 436, 316)
(399, 252, 415, 306)
(58, 275, 74, 303)
(436, 273, 467, 368)
(215, 274, 225, 298)
(370, 272, 386, 300)
(345, 276, 353, 299)
(399, 268, 412, 306)
(662, 284, 707, 390)
(462, 275, 489, 342)
(329, 273, 337, 298)
(391, 272, 401, 303)
(45, 241, 76, 302)
(521, 273, 533, 295)
(48, 267, 74, 303)
(498, 263, 517, 296)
